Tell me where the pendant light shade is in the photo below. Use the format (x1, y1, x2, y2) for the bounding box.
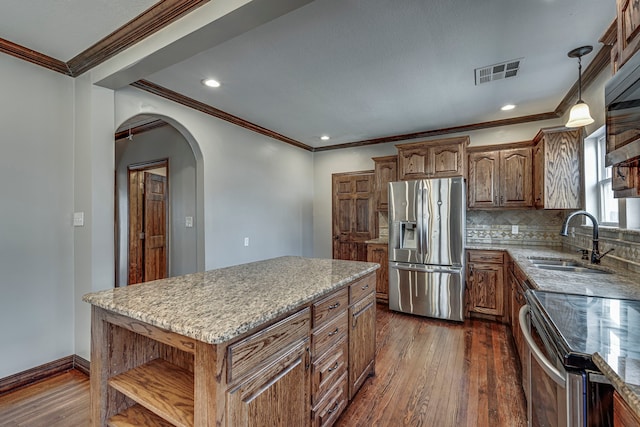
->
(566, 46, 594, 128)
(566, 102, 594, 128)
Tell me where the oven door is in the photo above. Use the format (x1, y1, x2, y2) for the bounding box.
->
(520, 305, 573, 427)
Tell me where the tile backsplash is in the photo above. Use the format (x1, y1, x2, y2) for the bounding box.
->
(380, 209, 640, 273)
(562, 226, 640, 273)
(466, 210, 566, 247)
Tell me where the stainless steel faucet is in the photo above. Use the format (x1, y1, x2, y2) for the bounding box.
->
(559, 210, 610, 264)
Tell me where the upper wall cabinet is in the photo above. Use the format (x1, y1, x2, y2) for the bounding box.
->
(617, 0, 640, 68)
(467, 144, 533, 209)
(396, 136, 469, 181)
(372, 155, 398, 212)
(532, 128, 583, 209)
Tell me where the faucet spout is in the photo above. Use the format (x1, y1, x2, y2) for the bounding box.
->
(559, 210, 601, 264)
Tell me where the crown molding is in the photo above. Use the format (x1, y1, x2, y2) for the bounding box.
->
(0, 0, 209, 78)
(131, 80, 314, 151)
(115, 118, 168, 141)
(0, 37, 71, 75)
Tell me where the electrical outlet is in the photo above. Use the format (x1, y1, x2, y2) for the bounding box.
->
(244, 237, 249, 247)
(185, 216, 193, 228)
(511, 225, 519, 234)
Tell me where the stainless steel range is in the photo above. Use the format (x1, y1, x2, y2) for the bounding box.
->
(520, 290, 640, 426)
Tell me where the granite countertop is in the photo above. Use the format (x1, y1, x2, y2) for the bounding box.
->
(469, 244, 640, 418)
(83, 256, 378, 345)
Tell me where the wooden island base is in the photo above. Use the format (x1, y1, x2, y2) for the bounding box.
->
(87, 264, 377, 427)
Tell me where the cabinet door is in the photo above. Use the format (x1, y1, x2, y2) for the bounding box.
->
(533, 143, 545, 208)
(468, 152, 499, 208)
(366, 244, 389, 302)
(500, 148, 533, 208)
(349, 292, 376, 399)
(617, 0, 640, 67)
(431, 143, 464, 177)
(397, 146, 431, 180)
(227, 340, 310, 427)
(468, 262, 504, 316)
(539, 131, 582, 209)
(373, 156, 397, 211)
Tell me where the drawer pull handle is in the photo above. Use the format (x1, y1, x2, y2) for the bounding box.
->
(327, 402, 340, 414)
(361, 284, 369, 290)
(328, 302, 340, 310)
(328, 362, 339, 372)
(328, 328, 339, 337)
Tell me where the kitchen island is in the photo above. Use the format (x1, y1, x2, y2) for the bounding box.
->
(83, 256, 378, 427)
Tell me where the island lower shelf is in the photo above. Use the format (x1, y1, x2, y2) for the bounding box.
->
(87, 265, 377, 427)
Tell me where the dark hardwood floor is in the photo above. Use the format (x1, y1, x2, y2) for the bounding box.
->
(0, 305, 526, 426)
(336, 306, 527, 426)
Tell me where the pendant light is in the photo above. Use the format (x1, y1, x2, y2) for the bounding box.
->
(566, 45, 594, 128)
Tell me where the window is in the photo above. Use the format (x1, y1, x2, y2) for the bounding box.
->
(595, 133, 618, 225)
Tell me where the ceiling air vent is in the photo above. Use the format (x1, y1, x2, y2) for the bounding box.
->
(475, 58, 522, 85)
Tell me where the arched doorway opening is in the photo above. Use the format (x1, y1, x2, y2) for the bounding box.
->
(114, 115, 201, 286)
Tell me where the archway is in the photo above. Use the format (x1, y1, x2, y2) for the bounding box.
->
(114, 114, 204, 286)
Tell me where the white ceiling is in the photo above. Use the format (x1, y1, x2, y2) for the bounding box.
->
(0, 0, 617, 148)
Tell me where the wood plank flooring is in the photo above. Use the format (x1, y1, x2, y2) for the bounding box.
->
(0, 369, 89, 426)
(0, 305, 526, 426)
(336, 306, 527, 427)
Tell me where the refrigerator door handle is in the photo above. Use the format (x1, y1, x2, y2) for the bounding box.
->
(390, 263, 460, 274)
(416, 181, 423, 258)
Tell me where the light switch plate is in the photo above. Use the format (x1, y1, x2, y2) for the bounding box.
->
(244, 237, 249, 247)
(185, 216, 193, 228)
(73, 212, 84, 227)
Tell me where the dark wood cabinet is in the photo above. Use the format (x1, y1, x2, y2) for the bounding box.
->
(612, 159, 640, 198)
(366, 243, 389, 303)
(348, 275, 376, 400)
(396, 136, 468, 181)
(532, 128, 582, 209)
(466, 250, 506, 321)
(332, 171, 376, 261)
(372, 155, 397, 212)
(468, 145, 533, 209)
(507, 260, 530, 402)
(617, 0, 640, 68)
(614, 390, 640, 426)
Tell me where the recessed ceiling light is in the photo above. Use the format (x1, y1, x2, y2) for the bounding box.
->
(320, 135, 330, 141)
(202, 79, 220, 88)
(501, 104, 516, 111)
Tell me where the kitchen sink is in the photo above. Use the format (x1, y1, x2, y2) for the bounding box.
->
(528, 258, 611, 274)
(528, 258, 582, 267)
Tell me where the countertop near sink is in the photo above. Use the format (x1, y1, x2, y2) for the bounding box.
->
(467, 244, 640, 300)
(468, 244, 640, 420)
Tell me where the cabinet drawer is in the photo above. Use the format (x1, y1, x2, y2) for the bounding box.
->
(467, 250, 504, 264)
(313, 288, 348, 328)
(312, 310, 348, 358)
(312, 338, 347, 406)
(349, 273, 375, 303)
(312, 372, 348, 427)
(228, 308, 310, 383)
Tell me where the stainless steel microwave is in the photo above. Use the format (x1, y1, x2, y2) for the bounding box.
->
(605, 49, 640, 166)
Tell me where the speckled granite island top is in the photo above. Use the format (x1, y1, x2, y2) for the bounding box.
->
(83, 256, 378, 344)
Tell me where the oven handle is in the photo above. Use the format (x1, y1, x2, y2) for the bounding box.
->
(519, 305, 565, 386)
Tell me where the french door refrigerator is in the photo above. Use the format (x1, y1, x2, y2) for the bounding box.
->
(388, 177, 466, 321)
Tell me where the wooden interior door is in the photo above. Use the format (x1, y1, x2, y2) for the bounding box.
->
(332, 171, 376, 261)
(143, 172, 167, 281)
(128, 161, 168, 285)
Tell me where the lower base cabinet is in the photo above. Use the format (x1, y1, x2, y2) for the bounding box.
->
(349, 291, 376, 399)
(466, 250, 506, 322)
(366, 243, 389, 303)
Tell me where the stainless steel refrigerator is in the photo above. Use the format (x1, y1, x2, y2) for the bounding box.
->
(388, 177, 465, 321)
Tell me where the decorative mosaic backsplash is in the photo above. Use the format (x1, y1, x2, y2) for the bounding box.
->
(465, 210, 566, 247)
(562, 226, 640, 273)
